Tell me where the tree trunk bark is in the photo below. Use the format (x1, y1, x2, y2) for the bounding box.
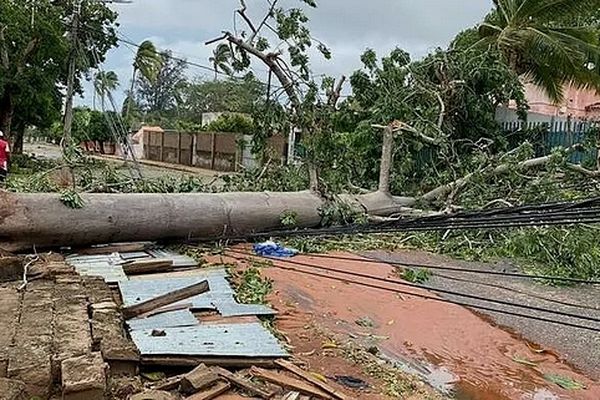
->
(0, 191, 417, 252)
(12, 124, 24, 155)
(0, 91, 14, 137)
(378, 126, 394, 193)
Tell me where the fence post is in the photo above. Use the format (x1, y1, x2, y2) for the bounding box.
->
(192, 133, 198, 166)
(160, 131, 165, 162)
(177, 131, 182, 164)
(210, 132, 216, 170)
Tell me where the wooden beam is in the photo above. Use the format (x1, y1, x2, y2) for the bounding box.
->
(250, 367, 332, 399)
(122, 259, 173, 275)
(122, 280, 209, 319)
(76, 242, 150, 255)
(140, 356, 278, 369)
(275, 359, 347, 400)
(212, 366, 274, 398)
(186, 381, 230, 400)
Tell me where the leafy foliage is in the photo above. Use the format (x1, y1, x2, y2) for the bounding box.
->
(0, 0, 118, 150)
(203, 113, 255, 135)
(59, 189, 85, 209)
(478, 0, 600, 102)
(233, 265, 273, 305)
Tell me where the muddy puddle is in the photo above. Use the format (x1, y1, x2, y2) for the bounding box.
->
(243, 252, 600, 400)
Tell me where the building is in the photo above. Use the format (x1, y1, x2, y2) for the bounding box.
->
(497, 83, 600, 125)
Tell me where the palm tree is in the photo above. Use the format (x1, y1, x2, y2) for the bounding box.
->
(126, 40, 163, 119)
(479, 0, 600, 103)
(209, 44, 232, 80)
(93, 71, 119, 111)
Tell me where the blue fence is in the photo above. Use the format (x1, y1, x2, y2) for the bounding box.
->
(501, 120, 599, 164)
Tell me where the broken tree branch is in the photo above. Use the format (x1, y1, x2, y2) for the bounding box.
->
(327, 75, 346, 107)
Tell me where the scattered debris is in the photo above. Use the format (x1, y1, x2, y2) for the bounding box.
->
(180, 364, 220, 394)
(254, 241, 299, 257)
(276, 359, 348, 400)
(355, 316, 375, 328)
(121, 280, 209, 319)
(331, 375, 370, 389)
(122, 259, 174, 275)
(544, 374, 586, 390)
(250, 366, 333, 398)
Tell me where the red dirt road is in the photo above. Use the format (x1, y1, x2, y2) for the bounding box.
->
(227, 250, 600, 400)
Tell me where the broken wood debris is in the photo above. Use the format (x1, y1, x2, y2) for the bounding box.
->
(250, 366, 333, 399)
(213, 366, 275, 398)
(143, 361, 355, 400)
(275, 359, 348, 400)
(122, 280, 209, 319)
(122, 259, 174, 275)
(186, 380, 231, 399)
(180, 364, 220, 394)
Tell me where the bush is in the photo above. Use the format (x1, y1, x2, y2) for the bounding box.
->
(204, 113, 255, 135)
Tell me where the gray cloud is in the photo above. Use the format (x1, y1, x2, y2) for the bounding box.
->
(77, 0, 492, 106)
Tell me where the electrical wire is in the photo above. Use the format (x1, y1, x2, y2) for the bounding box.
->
(225, 251, 600, 333)
(247, 251, 600, 285)
(227, 249, 600, 325)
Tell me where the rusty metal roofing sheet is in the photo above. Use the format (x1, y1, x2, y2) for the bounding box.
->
(127, 310, 199, 331)
(130, 323, 287, 357)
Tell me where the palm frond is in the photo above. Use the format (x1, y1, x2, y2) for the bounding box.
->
(515, 0, 600, 23)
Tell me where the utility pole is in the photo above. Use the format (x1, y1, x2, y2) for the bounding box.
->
(62, 0, 81, 145)
(63, 0, 132, 145)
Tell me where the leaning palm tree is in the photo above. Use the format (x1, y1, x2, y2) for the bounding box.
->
(93, 71, 119, 111)
(126, 40, 163, 119)
(209, 44, 232, 80)
(479, 0, 600, 103)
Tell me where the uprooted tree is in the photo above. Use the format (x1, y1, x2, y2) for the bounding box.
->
(1, 0, 600, 251)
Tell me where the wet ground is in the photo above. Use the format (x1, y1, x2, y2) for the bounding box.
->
(365, 250, 600, 382)
(227, 250, 600, 400)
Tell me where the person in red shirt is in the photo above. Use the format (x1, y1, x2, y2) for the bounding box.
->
(0, 131, 10, 182)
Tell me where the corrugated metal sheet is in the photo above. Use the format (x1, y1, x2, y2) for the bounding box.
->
(118, 269, 276, 317)
(66, 249, 198, 283)
(127, 310, 199, 331)
(66, 254, 128, 283)
(146, 249, 198, 268)
(130, 323, 287, 357)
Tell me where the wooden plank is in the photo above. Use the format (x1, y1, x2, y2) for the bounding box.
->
(275, 359, 347, 400)
(186, 381, 230, 400)
(122, 259, 173, 275)
(122, 280, 209, 319)
(180, 364, 220, 394)
(212, 366, 274, 398)
(281, 392, 300, 400)
(250, 367, 332, 399)
(76, 242, 149, 255)
(150, 374, 184, 391)
(140, 356, 278, 369)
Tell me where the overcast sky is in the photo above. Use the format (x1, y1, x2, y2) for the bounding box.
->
(77, 0, 493, 107)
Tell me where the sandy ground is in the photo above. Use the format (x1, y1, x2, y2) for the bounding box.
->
(225, 249, 600, 400)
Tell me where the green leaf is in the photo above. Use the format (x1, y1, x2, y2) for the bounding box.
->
(511, 355, 539, 367)
(544, 374, 586, 390)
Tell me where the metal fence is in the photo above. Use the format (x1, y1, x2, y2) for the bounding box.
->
(501, 120, 599, 164)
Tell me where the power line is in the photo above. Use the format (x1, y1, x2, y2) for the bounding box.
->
(225, 250, 600, 333)
(249, 251, 600, 285)
(227, 249, 600, 325)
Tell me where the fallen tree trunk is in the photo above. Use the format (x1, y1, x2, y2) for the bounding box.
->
(0, 190, 417, 252)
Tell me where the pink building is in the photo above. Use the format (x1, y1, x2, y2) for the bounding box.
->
(524, 84, 600, 121)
